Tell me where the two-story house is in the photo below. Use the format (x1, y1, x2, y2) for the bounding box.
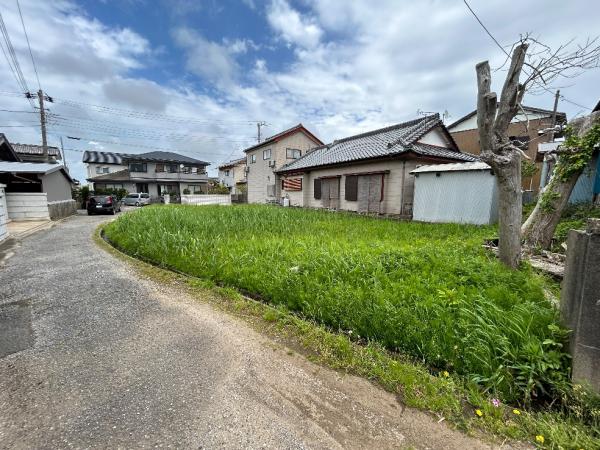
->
(217, 157, 247, 194)
(244, 124, 323, 203)
(83, 150, 209, 198)
(447, 105, 567, 192)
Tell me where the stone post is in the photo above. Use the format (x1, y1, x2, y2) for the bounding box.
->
(561, 218, 600, 392)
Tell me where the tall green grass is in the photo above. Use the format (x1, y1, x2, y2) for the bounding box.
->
(104, 205, 571, 405)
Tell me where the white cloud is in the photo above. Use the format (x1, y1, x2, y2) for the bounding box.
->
(267, 0, 323, 49)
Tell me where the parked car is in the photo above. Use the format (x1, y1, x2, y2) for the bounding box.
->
(87, 195, 121, 215)
(122, 192, 151, 207)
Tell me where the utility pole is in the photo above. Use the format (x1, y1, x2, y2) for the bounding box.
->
(37, 89, 48, 162)
(549, 89, 560, 142)
(256, 121, 267, 143)
(60, 136, 68, 171)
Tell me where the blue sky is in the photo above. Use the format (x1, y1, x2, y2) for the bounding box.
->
(0, 0, 598, 182)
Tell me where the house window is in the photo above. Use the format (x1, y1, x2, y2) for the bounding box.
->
(102, 167, 109, 174)
(155, 163, 165, 173)
(129, 162, 147, 172)
(97, 183, 123, 190)
(188, 184, 203, 194)
(225, 169, 230, 176)
(286, 148, 301, 159)
(96, 166, 109, 174)
(263, 149, 271, 160)
(250, 154, 256, 164)
(344, 175, 358, 201)
(166, 164, 178, 173)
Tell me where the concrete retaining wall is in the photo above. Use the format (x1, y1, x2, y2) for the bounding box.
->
(0, 184, 8, 242)
(6, 193, 50, 221)
(48, 199, 77, 220)
(561, 218, 600, 393)
(181, 194, 231, 206)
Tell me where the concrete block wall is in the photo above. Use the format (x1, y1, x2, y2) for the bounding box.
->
(181, 194, 231, 206)
(6, 193, 50, 221)
(48, 199, 77, 220)
(0, 184, 8, 242)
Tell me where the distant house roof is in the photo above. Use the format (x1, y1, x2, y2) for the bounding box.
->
(218, 157, 246, 170)
(243, 124, 323, 153)
(0, 161, 73, 182)
(82, 150, 209, 166)
(12, 142, 61, 158)
(411, 161, 491, 174)
(447, 105, 567, 130)
(594, 100, 600, 112)
(276, 114, 477, 174)
(0, 133, 21, 162)
(88, 169, 132, 182)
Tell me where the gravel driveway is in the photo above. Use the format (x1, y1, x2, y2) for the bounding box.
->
(0, 213, 494, 449)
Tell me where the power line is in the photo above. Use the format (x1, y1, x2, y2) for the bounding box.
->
(463, 0, 593, 112)
(16, 0, 41, 90)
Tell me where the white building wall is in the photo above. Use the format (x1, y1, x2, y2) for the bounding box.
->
(86, 163, 127, 178)
(247, 132, 321, 204)
(412, 170, 498, 225)
(0, 184, 8, 242)
(280, 159, 420, 216)
(6, 192, 50, 221)
(181, 194, 231, 205)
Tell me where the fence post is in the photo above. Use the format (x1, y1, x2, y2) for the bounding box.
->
(561, 218, 600, 392)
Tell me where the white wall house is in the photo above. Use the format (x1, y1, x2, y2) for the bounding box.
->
(276, 115, 478, 217)
(217, 157, 247, 194)
(84, 150, 210, 198)
(244, 124, 324, 204)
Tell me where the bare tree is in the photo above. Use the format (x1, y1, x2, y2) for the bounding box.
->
(522, 111, 600, 249)
(476, 36, 600, 269)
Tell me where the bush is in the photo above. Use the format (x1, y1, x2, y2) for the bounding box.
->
(182, 188, 191, 195)
(95, 187, 128, 200)
(104, 205, 572, 406)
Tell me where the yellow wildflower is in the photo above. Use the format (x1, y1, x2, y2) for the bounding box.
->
(442, 370, 449, 377)
(512, 409, 521, 415)
(535, 435, 545, 444)
(475, 409, 483, 417)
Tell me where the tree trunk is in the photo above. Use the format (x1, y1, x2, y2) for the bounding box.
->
(496, 154, 523, 268)
(476, 44, 528, 269)
(522, 112, 600, 250)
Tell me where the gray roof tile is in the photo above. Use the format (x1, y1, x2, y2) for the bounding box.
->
(82, 150, 209, 165)
(276, 115, 477, 173)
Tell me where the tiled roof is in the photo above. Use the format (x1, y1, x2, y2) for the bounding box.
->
(82, 150, 209, 165)
(12, 143, 61, 157)
(276, 115, 477, 173)
(243, 123, 323, 153)
(218, 157, 246, 169)
(88, 169, 131, 181)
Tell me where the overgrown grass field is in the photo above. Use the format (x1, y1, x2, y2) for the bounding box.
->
(104, 204, 575, 408)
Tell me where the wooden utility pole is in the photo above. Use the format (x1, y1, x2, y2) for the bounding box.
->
(37, 89, 48, 162)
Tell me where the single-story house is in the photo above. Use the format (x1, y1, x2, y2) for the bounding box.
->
(275, 114, 477, 217)
(411, 162, 498, 225)
(0, 133, 76, 221)
(83, 150, 209, 198)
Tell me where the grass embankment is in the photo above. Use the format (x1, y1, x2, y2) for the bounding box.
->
(103, 205, 599, 448)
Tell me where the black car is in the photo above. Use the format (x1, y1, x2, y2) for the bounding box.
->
(87, 195, 122, 215)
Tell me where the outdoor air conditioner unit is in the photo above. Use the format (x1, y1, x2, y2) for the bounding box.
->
(268, 160, 276, 168)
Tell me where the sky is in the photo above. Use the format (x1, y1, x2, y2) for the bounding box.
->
(0, 0, 598, 182)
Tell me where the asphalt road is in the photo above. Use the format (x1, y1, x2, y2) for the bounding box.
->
(0, 213, 495, 449)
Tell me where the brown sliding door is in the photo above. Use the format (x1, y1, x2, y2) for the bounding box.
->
(321, 178, 340, 209)
(357, 174, 383, 214)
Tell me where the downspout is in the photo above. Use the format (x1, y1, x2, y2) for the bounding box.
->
(400, 161, 406, 215)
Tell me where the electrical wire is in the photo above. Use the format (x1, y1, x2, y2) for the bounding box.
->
(16, 0, 41, 90)
(463, 0, 593, 112)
